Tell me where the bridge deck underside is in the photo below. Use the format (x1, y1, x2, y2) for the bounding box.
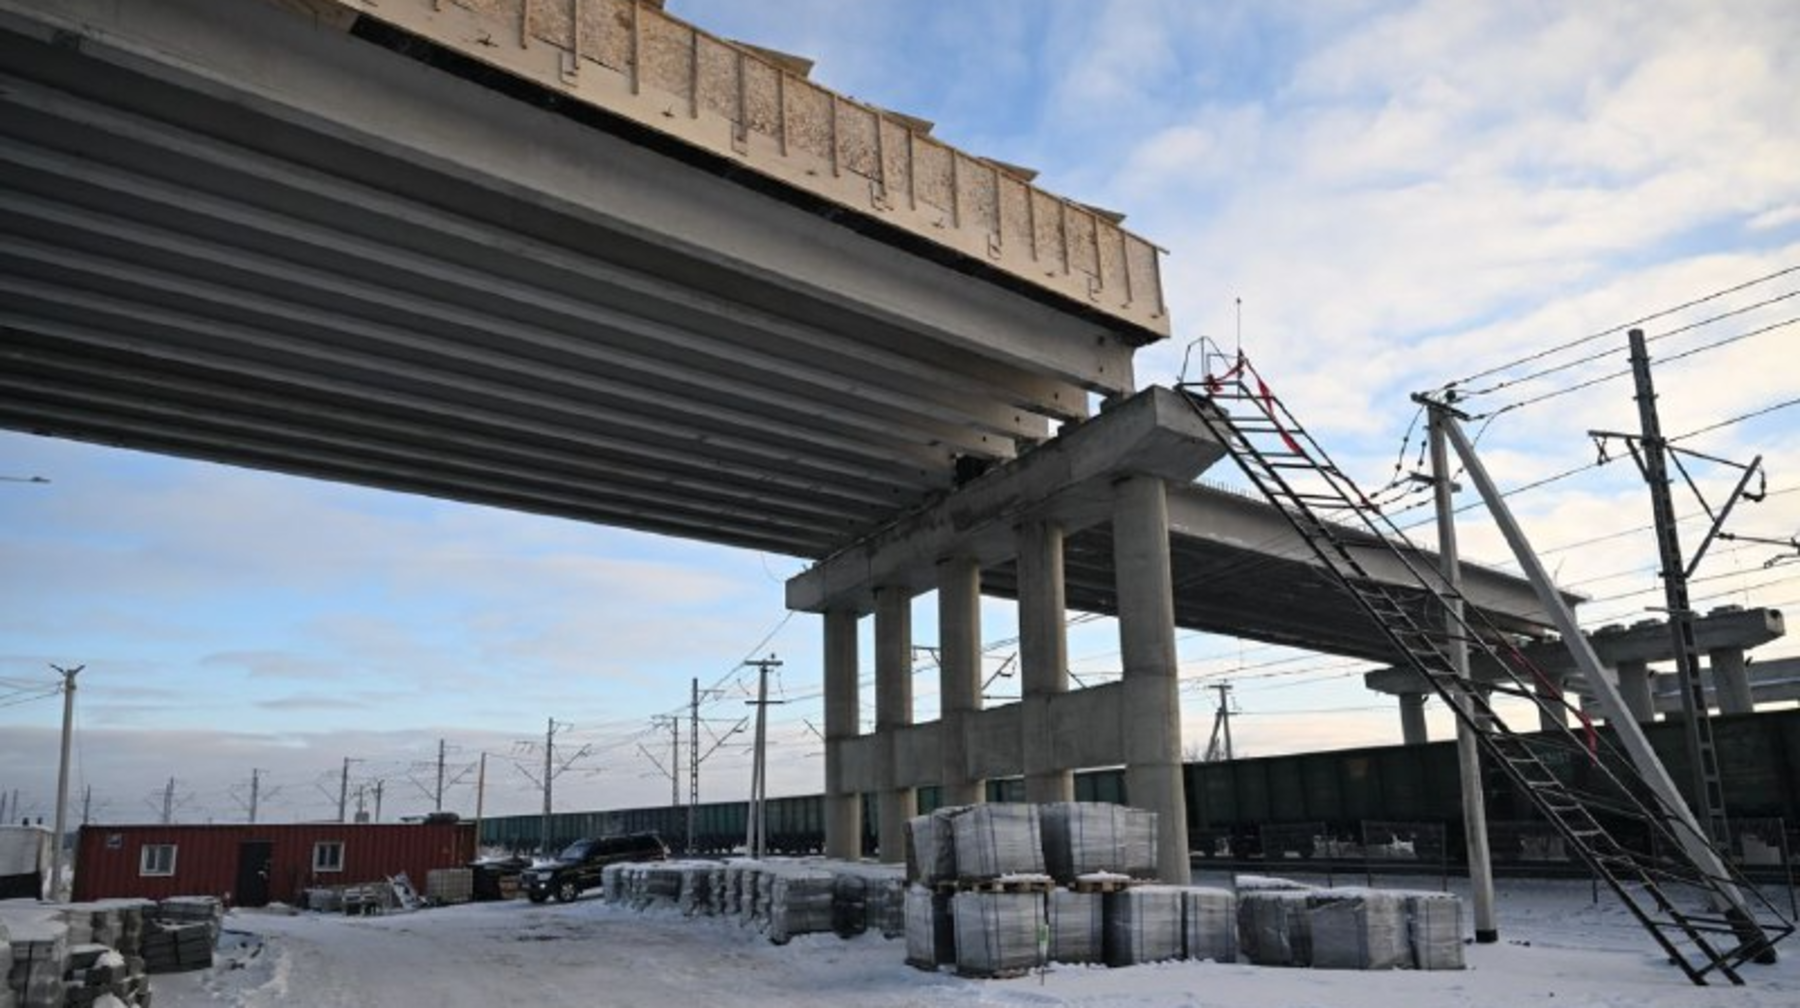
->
(0, 0, 1133, 558)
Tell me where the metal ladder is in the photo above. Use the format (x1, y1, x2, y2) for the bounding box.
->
(1179, 350, 1791, 985)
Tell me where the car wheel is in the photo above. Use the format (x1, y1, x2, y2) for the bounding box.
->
(555, 880, 580, 903)
(527, 891, 548, 904)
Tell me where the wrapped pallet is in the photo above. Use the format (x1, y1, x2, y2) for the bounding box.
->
(904, 884, 955, 970)
(953, 891, 1046, 978)
(1406, 892, 1465, 970)
(905, 806, 967, 885)
(677, 863, 713, 916)
(1309, 891, 1410, 970)
(1046, 889, 1104, 965)
(1181, 887, 1238, 963)
(1041, 803, 1159, 882)
(764, 863, 836, 944)
(426, 868, 474, 905)
(1237, 888, 1314, 966)
(601, 863, 630, 903)
(1104, 885, 1184, 966)
(6, 916, 69, 1006)
(951, 804, 1044, 882)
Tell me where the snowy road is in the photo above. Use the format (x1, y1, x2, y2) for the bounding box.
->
(150, 878, 1800, 1008)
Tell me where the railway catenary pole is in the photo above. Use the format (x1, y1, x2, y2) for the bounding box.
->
(48, 663, 82, 901)
(1426, 403, 1498, 943)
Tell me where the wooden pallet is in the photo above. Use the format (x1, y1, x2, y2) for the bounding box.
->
(1068, 877, 1135, 894)
(938, 878, 1055, 894)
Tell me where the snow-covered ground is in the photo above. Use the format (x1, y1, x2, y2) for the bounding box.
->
(151, 875, 1800, 1008)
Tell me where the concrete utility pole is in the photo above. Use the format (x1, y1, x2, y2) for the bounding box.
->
(435, 738, 447, 813)
(1203, 683, 1235, 762)
(337, 757, 362, 824)
(689, 678, 701, 851)
(1426, 404, 1498, 944)
(248, 769, 261, 824)
(743, 655, 784, 859)
(161, 777, 176, 825)
(474, 751, 488, 852)
(542, 717, 555, 856)
(48, 663, 82, 901)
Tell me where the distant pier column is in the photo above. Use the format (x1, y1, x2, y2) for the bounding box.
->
(823, 608, 863, 859)
(1018, 519, 1074, 803)
(1708, 647, 1754, 715)
(1113, 475, 1191, 884)
(938, 555, 984, 807)
(1398, 692, 1429, 745)
(1615, 659, 1654, 722)
(874, 585, 916, 862)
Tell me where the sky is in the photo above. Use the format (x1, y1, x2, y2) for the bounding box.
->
(3, 0, 1799, 830)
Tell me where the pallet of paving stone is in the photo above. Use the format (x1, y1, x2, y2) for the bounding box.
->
(1046, 889, 1102, 965)
(1040, 803, 1158, 883)
(1181, 887, 1238, 964)
(763, 863, 836, 944)
(902, 884, 955, 971)
(827, 862, 905, 939)
(1103, 885, 1184, 966)
(5, 916, 69, 1007)
(903, 806, 968, 885)
(1309, 890, 1410, 971)
(951, 804, 1044, 883)
(1405, 892, 1464, 970)
(952, 890, 1045, 978)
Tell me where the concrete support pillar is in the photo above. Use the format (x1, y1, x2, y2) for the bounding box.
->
(938, 555, 984, 807)
(1018, 519, 1074, 803)
(822, 609, 862, 860)
(1112, 475, 1190, 885)
(874, 585, 915, 863)
(1398, 692, 1429, 745)
(1615, 659, 1653, 722)
(1536, 671, 1567, 732)
(1708, 647, 1755, 715)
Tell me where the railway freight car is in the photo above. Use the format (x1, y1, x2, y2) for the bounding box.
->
(481, 707, 1800, 863)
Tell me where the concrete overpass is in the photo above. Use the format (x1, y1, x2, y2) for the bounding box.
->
(0, 0, 1560, 878)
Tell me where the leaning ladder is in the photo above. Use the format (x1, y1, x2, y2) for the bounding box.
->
(1179, 350, 1792, 985)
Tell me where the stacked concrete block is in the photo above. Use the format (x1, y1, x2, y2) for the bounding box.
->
(951, 804, 1044, 882)
(903, 807, 967, 885)
(762, 863, 836, 944)
(1237, 888, 1315, 966)
(1406, 892, 1465, 970)
(1309, 891, 1410, 970)
(1046, 889, 1104, 965)
(1181, 887, 1238, 963)
(903, 884, 954, 970)
(141, 920, 212, 974)
(601, 863, 630, 903)
(828, 863, 905, 938)
(156, 896, 223, 947)
(677, 864, 713, 916)
(63, 945, 138, 1008)
(951, 891, 1046, 978)
(1040, 803, 1159, 883)
(4, 915, 68, 1008)
(1103, 885, 1184, 966)
(425, 868, 474, 905)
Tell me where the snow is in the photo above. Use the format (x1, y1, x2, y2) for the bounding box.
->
(147, 875, 1800, 1008)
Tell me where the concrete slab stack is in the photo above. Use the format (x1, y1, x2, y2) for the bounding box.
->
(3, 915, 67, 1008)
(1040, 803, 1159, 883)
(1180, 887, 1237, 963)
(903, 807, 966, 886)
(951, 804, 1044, 882)
(1237, 888, 1315, 966)
(1045, 889, 1103, 965)
(903, 884, 954, 970)
(1406, 892, 1465, 970)
(1103, 885, 1185, 966)
(951, 891, 1046, 978)
(762, 864, 837, 945)
(1309, 891, 1410, 970)
(828, 863, 906, 938)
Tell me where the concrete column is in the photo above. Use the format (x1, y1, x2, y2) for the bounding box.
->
(1615, 659, 1653, 722)
(1112, 475, 1190, 884)
(1536, 671, 1567, 732)
(1017, 519, 1074, 803)
(1708, 647, 1755, 715)
(1398, 692, 1429, 745)
(938, 555, 984, 807)
(874, 585, 916, 863)
(822, 609, 862, 860)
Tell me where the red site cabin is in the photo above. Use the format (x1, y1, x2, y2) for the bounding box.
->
(72, 821, 476, 907)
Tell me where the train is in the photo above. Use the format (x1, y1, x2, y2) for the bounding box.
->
(480, 706, 1800, 864)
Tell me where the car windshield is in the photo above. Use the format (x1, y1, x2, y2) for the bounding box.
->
(559, 840, 594, 860)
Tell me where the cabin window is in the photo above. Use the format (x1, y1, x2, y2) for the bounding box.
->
(313, 840, 345, 873)
(140, 844, 177, 877)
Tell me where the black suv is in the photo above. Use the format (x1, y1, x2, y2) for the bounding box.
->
(522, 833, 668, 903)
